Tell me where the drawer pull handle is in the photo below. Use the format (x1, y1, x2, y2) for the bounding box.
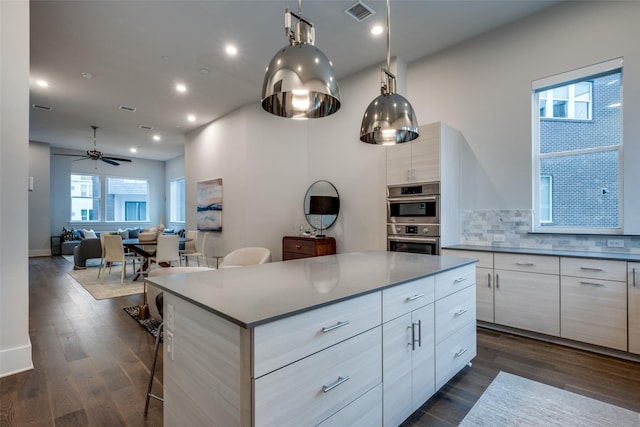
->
(454, 348, 468, 358)
(453, 277, 467, 284)
(516, 262, 535, 266)
(321, 320, 350, 333)
(322, 376, 350, 393)
(454, 309, 468, 317)
(488, 273, 492, 288)
(580, 281, 604, 287)
(406, 293, 425, 302)
(580, 267, 603, 272)
(495, 273, 499, 289)
(633, 268, 637, 288)
(295, 244, 302, 249)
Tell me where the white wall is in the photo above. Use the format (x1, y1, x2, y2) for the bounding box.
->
(185, 63, 390, 260)
(408, 1, 640, 233)
(29, 142, 52, 256)
(1, 0, 32, 377)
(50, 147, 167, 234)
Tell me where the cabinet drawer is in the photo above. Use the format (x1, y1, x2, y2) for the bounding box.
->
(560, 276, 627, 350)
(382, 276, 435, 322)
(561, 257, 626, 282)
(435, 285, 476, 344)
(283, 238, 317, 256)
(435, 264, 475, 300)
(254, 292, 381, 377)
(494, 253, 559, 275)
(435, 321, 476, 390)
(254, 327, 382, 427)
(442, 249, 493, 269)
(316, 383, 382, 427)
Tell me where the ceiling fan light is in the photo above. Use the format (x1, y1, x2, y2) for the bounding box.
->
(261, 8, 340, 119)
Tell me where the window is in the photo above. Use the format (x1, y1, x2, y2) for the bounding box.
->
(170, 177, 185, 223)
(105, 177, 149, 222)
(71, 174, 100, 222)
(532, 58, 623, 233)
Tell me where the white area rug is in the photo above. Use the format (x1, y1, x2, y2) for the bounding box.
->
(67, 263, 144, 300)
(459, 371, 640, 426)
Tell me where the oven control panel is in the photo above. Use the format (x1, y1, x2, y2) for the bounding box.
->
(387, 223, 440, 237)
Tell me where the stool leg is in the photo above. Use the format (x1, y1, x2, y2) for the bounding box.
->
(144, 322, 164, 416)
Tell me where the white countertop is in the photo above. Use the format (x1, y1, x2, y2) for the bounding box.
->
(146, 251, 476, 328)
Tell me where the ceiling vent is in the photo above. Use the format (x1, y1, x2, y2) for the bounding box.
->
(345, 1, 375, 22)
(119, 105, 137, 112)
(139, 125, 154, 130)
(32, 103, 52, 111)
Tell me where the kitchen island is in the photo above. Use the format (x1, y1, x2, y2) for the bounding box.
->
(147, 251, 477, 426)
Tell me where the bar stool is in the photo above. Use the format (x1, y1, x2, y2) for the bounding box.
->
(143, 266, 214, 416)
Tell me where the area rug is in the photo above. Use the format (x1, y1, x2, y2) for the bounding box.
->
(459, 371, 640, 426)
(123, 305, 163, 341)
(67, 264, 144, 300)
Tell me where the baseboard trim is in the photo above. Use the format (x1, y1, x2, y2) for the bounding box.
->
(0, 340, 33, 378)
(478, 321, 640, 363)
(29, 249, 51, 257)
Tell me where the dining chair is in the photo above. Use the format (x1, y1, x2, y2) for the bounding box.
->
(219, 247, 271, 268)
(180, 230, 206, 267)
(98, 234, 141, 284)
(144, 266, 214, 416)
(148, 234, 180, 271)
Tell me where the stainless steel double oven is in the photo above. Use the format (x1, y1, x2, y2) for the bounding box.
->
(387, 181, 440, 255)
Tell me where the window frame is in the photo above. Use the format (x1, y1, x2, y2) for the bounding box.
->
(105, 175, 150, 223)
(531, 58, 624, 234)
(70, 173, 101, 223)
(170, 176, 186, 224)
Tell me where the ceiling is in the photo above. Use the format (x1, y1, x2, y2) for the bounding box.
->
(30, 0, 562, 162)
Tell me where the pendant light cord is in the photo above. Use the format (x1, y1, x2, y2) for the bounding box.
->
(386, 0, 391, 71)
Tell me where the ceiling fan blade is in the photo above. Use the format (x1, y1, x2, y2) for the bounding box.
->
(102, 156, 132, 162)
(54, 153, 88, 157)
(101, 158, 120, 166)
(72, 157, 91, 162)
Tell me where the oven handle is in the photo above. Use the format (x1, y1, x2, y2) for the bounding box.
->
(387, 236, 439, 244)
(387, 196, 438, 203)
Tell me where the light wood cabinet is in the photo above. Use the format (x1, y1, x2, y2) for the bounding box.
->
(442, 249, 494, 322)
(386, 123, 440, 185)
(628, 263, 640, 355)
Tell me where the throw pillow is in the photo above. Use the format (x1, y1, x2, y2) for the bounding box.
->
(62, 227, 75, 242)
(82, 229, 97, 239)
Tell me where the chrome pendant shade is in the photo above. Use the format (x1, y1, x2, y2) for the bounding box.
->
(360, 0, 419, 144)
(261, 4, 341, 119)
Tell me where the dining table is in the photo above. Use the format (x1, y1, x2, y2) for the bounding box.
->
(122, 237, 190, 280)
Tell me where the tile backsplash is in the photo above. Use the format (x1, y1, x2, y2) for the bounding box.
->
(462, 209, 640, 253)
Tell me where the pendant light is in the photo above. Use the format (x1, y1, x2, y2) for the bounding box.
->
(261, 0, 341, 119)
(360, 0, 419, 145)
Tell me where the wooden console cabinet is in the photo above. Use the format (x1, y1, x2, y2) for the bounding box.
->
(282, 236, 336, 261)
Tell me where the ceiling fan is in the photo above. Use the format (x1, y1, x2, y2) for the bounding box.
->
(56, 125, 132, 166)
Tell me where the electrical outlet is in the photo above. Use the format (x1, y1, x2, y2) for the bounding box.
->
(607, 239, 624, 248)
(493, 234, 506, 242)
(166, 330, 174, 361)
(167, 303, 175, 331)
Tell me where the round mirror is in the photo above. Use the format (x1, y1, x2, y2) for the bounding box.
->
(304, 180, 340, 236)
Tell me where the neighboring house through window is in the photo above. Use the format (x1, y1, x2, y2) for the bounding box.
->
(532, 58, 623, 233)
(70, 174, 100, 222)
(105, 177, 149, 222)
(170, 177, 185, 223)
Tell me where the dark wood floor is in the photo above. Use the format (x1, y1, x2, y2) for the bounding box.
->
(1, 256, 639, 426)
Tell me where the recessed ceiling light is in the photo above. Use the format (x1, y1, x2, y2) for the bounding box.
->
(81, 72, 93, 79)
(176, 83, 187, 93)
(153, 135, 161, 141)
(225, 45, 238, 56)
(130, 147, 138, 153)
(36, 80, 49, 87)
(199, 68, 210, 74)
(187, 114, 196, 122)
(370, 25, 384, 35)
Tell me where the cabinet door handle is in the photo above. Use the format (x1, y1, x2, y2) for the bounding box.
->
(295, 244, 302, 249)
(488, 272, 492, 288)
(410, 320, 422, 351)
(454, 348, 468, 358)
(454, 309, 468, 317)
(407, 169, 411, 181)
(516, 262, 535, 266)
(633, 268, 637, 288)
(322, 376, 350, 393)
(580, 281, 604, 287)
(321, 320, 350, 333)
(495, 273, 499, 289)
(453, 277, 467, 284)
(580, 267, 603, 272)
(406, 293, 425, 302)
(412, 169, 416, 181)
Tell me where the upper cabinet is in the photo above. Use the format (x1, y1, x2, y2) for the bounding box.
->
(386, 123, 440, 185)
